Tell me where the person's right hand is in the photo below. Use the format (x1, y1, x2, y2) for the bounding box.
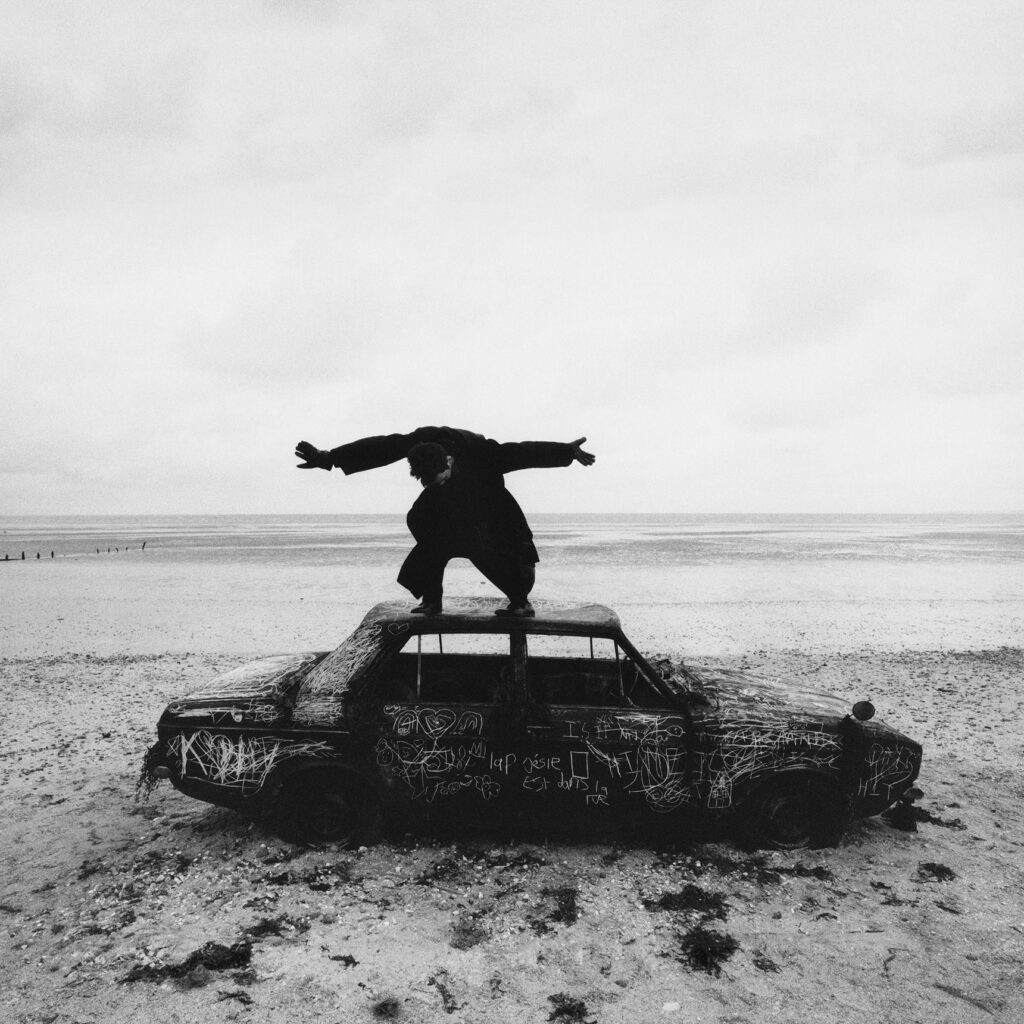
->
(295, 441, 332, 470)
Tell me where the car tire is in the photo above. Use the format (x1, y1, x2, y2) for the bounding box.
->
(273, 770, 383, 848)
(738, 773, 844, 851)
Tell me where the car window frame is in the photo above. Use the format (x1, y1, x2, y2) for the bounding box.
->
(348, 618, 678, 711)
(521, 632, 666, 710)
(391, 630, 516, 705)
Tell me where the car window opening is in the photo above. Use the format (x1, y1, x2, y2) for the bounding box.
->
(520, 634, 659, 709)
(392, 632, 509, 704)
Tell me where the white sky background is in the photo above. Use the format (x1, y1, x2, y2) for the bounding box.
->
(2, 1, 1022, 515)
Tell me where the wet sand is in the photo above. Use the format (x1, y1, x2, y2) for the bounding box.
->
(2, 557, 1023, 1022)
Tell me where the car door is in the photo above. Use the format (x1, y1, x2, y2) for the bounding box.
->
(372, 629, 517, 828)
(521, 632, 699, 834)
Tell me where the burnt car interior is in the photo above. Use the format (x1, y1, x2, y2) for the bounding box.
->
(374, 629, 667, 710)
(380, 632, 512, 703)
(523, 632, 666, 710)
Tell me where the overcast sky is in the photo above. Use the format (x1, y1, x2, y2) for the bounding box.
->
(2, 1, 1022, 515)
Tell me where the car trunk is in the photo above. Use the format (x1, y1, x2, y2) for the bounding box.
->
(162, 652, 328, 725)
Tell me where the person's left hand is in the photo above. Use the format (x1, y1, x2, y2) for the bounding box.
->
(295, 441, 332, 470)
(569, 437, 595, 466)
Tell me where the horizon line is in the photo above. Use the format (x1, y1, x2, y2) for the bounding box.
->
(2, 510, 1022, 519)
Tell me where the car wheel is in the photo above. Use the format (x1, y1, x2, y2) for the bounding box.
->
(739, 774, 844, 851)
(273, 771, 383, 848)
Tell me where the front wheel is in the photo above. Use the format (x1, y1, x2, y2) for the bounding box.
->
(272, 771, 383, 848)
(738, 774, 845, 851)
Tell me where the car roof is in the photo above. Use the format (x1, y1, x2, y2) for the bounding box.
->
(361, 598, 623, 635)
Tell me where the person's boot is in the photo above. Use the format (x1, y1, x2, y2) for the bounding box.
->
(411, 601, 442, 615)
(494, 601, 534, 618)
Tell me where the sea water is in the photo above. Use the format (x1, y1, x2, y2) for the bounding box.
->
(4, 512, 1024, 565)
(1, 514, 1022, 657)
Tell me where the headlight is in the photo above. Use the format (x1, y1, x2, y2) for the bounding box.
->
(851, 700, 875, 721)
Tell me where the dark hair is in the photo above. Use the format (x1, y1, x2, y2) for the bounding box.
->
(407, 442, 449, 482)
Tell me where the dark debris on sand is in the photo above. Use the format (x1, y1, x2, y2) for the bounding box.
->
(547, 992, 596, 1023)
(416, 846, 548, 885)
(643, 883, 729, 922)
(119, 940, 253, 984)
(676, 925, 740, 977)
(450, 911, 490, 950)
(530, 886, 580, 934)
(242, 914, 312, 940)
(653, 845, 833, 885)
(917, 861, 957, 882)
(373, 996, 402, 1019)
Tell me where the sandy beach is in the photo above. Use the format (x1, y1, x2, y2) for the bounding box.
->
(3, 549, 1024, 1024)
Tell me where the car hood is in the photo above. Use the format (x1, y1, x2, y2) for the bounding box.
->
(684, 664, 855, 724)
(164, 652, 326, 719)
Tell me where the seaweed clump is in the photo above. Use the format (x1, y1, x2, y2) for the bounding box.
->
(530, 886, 580, 934)
(884, 804, 966, 831)
(450, 912, 489, 950)
(135, 740, 166, 800)
(643, 884, 728, 922)
(544, 886, 579, 925)
(676, 925, 739, 977)
(372, 997, 402, 1019)
(547, 993, 596, 1023)
(120, 941, 252, 984)
(917, 862, 957, 882)
(752, 949, 781, 973)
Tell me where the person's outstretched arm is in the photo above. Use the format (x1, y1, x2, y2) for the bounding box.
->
(295, 429, 594, 475)
(493, 436, 596, 473)
(295, 427, 462, 475)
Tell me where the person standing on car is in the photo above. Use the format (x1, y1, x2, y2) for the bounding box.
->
(294, 427, 595, 616)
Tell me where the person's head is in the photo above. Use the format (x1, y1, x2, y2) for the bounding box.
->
(407, 442, 453, 486)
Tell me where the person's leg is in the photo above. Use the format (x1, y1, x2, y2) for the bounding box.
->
(397, 545, 446, 612)
(471, 552, 535, 615)
(520, 562, 536, 599)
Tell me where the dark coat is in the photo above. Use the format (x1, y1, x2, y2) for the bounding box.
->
(328, 426, 574, 481)
(327, 426, 575, 586)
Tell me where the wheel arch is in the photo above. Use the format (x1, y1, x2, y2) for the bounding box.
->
(262, 758, 390, 847)
(263, 756, 384, 804)
(734, 764, 845, 809)
(732, 765, 850, 850)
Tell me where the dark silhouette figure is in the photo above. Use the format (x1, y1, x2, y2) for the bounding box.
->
(295, 427, 595, 615)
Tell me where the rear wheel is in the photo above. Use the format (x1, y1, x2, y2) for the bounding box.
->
(273, 771, 383, 848)
(739, 774, 844, 851)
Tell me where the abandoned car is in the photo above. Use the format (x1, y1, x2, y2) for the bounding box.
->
(144, 598, 923, 850)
